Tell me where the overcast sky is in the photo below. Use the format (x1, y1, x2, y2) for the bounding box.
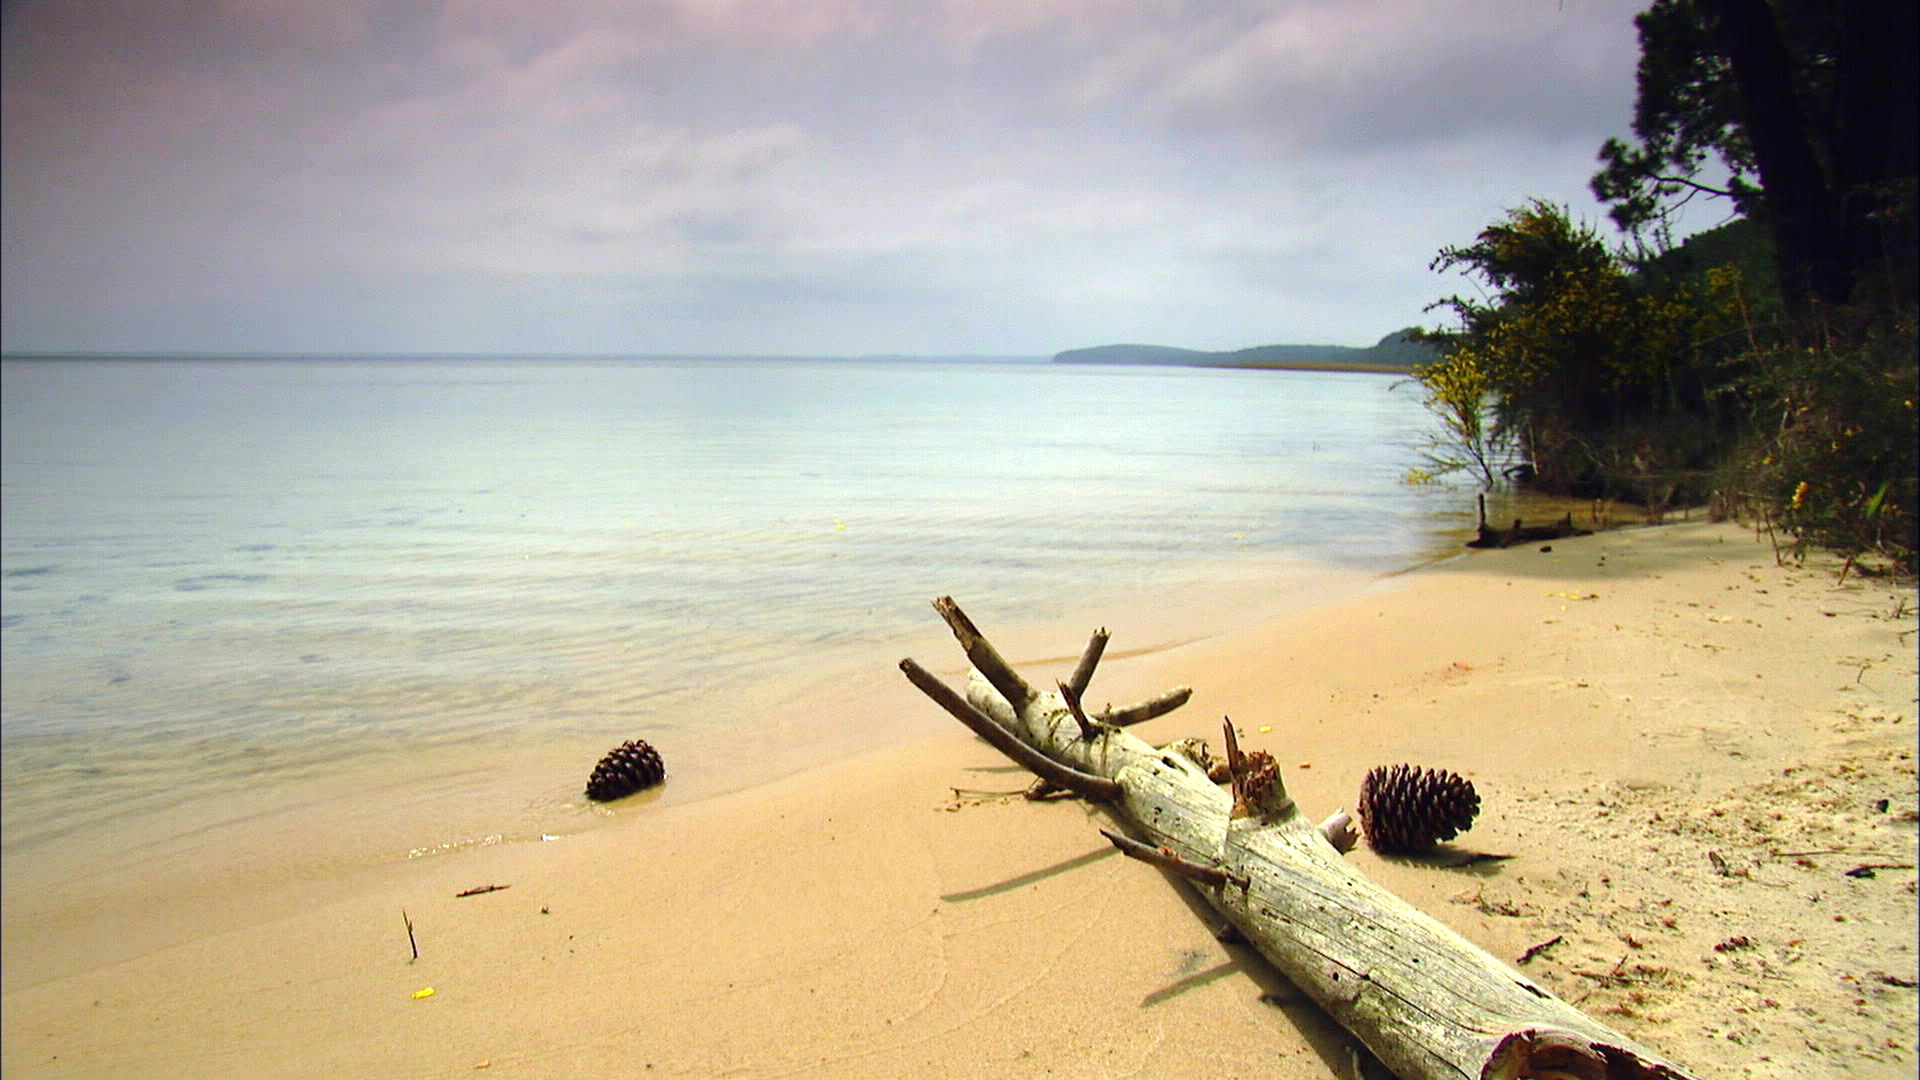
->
(1, 0, 1712, 357)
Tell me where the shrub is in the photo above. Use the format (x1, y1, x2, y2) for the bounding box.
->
(1727, 313, 1918, 574)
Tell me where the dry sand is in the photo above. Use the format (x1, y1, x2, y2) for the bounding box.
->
(3, 520, 1915, 1078)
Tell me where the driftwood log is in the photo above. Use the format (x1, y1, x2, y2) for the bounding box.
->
(901, 596, 1696, 1080)
(1467, 493, 1594, 549)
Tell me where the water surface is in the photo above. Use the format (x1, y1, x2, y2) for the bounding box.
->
(3, 357, 1481, 933)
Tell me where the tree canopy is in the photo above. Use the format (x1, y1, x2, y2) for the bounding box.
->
(1592, 0, 1916, 311)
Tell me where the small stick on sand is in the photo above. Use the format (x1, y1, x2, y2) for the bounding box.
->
(403, 909, 418, 961)
(1517, 934, 1564, 965)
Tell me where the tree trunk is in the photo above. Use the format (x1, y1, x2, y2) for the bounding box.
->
(1700, 0, 1849, 309)
(902, 597, 1697, 1080)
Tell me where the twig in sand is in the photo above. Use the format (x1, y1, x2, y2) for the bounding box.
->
(403, 909, 419, 961)
(1569, 952, 1631, 1005)
(1844, 863, 1917, 879)
(455, 884, 510, 898)
(1517, 935, 1564, 965)
(1572, 953, 1633, 983)
(1772, 848, 1897, 858)
(1023, 778, 1078, 801)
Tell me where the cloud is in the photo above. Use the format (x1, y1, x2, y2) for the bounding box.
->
(3, 0, 1664, 355)
(1070, 0, 1642, 149)
(211, 0, 377, 53)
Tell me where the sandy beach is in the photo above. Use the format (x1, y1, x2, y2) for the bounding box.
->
(4, 519, 1915, 1079)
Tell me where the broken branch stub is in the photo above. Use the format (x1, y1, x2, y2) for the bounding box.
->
(1066, 627, 1109, 698)
(931, 595, 1035, 711)
(901, 598, 1698, 1080)
(1094, 685, 1192, 727)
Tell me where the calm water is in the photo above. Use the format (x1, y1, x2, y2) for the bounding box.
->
(2, 357, 1474, 874)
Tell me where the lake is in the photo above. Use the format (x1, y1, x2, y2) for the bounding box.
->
(2, 356, 1486, 962)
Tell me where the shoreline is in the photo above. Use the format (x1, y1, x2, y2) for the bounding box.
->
(4, 520, 1915, 1078)
(0, 550, 1396, 994)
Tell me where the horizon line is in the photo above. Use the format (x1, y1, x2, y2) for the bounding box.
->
(0, 349, 1058, 362)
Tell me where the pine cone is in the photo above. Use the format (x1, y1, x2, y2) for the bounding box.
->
(585, 739, 667, 801)
(1357, 763, 1479, 853)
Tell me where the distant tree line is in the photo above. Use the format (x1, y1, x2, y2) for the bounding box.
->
(1412, 0, 1916, 573)
(1054, 331, 1437, 372)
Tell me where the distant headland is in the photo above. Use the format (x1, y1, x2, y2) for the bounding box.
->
(1053, 329, 1436, 374)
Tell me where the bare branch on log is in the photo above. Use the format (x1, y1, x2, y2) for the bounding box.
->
(1056, 680, 1099, 739)
(1101, 828, 1249, 891)
(898, 658, 1121, 801)
(932, 595, 1035, 710)
(1094, 686, 1192, 727)
(1066, 628, 1109, 697)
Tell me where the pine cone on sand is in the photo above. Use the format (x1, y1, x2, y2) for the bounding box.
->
(1356, 764, 1479, 853)
(585, 739, 667, 801)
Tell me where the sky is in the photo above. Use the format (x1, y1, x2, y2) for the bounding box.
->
(0, 0, 1720, 357)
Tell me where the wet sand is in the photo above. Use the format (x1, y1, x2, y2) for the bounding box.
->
(3, 520, 1914, 1078)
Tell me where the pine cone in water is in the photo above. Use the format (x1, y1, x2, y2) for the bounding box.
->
(585, 739, 667, 801)
(1357, 763, 1479, 853)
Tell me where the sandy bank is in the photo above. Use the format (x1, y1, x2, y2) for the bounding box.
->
(3, 521, 1914, 1078)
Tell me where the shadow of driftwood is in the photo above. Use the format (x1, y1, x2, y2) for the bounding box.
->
(937, 845, 1118, 903)
(961, 762, 1029, 775)
(1140, 862, 1396, 1079)
(1378, 845, 1516, 877)
(1139, 957, 1242, 1006)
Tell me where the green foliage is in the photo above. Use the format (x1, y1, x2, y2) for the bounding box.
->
(1416, 2, 1917, 574)
(1631, 217, 1781, 322)
(1725, 314, 1918, 572)
(1404, 347, 1511, 490)
(1416, 201, 1746, 500)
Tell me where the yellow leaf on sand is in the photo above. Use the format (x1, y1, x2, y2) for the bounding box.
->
(411, 987, 435, 1000)
(1256, 725, 1272, 733)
